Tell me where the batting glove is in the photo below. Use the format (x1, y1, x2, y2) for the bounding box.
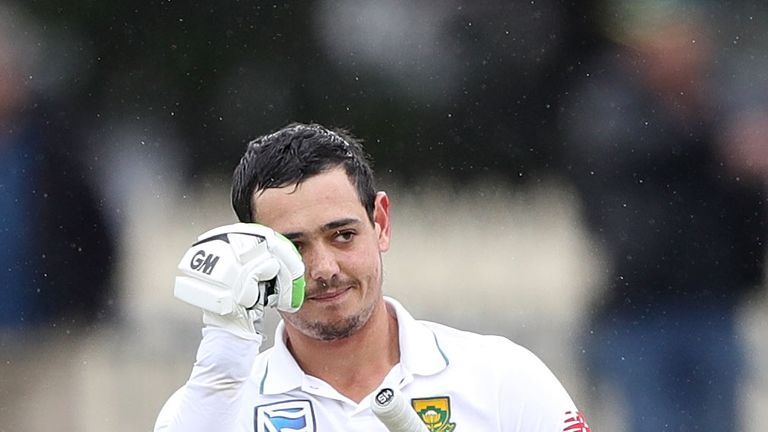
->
(174, 223, 305, 340)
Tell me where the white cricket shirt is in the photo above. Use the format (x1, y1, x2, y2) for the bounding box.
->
(155, 297, 588, 431)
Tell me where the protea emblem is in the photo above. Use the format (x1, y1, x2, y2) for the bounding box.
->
(411, 397, 456, 431)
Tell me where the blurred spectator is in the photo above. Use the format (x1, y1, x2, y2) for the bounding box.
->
(0, 3, 115, 334)
(0, 3, 117, 429)
(0, 108, 116, 331)
(559, 3, 766, 431)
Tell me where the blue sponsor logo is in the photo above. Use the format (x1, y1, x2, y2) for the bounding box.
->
(255, 400, 316, 432)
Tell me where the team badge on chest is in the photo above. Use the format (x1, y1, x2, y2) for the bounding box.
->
(411, 397, 457, 431)
(254, 400, 316, 432)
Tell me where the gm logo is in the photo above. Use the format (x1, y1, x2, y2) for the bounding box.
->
(190, 250, 220, 275)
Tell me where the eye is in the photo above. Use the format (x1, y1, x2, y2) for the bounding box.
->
(334, 230, 355, 243)
(291, 241, 304, 253)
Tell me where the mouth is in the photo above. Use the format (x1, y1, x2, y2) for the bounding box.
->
(307, 286, 352, 302)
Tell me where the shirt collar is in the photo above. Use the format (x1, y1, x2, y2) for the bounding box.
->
(260, 296, 449, 395)
(387, 296, 450, 376)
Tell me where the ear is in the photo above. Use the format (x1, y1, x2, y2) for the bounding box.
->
(373, 191, 391, 252)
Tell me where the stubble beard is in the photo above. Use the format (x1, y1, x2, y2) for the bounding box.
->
(304, 299, 376, 341)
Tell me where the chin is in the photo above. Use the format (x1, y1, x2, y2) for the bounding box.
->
(288, 297, 377, 341)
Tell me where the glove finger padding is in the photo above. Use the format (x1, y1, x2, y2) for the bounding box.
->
(267, 232, 306, 313)
(237, 254, 280, 308)
(233, 227, 305, 313)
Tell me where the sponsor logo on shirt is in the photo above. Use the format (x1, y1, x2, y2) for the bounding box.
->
(411, 397, 456, 432)
(254, 400, 316, 432)
(563, 410, 591, 432)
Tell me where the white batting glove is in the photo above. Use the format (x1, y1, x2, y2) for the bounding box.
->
(174, 223, 305, 340)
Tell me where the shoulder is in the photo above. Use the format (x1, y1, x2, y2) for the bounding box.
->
(420, 320, 563, 385)
(391, 297, 538, 366)
(421, 320, 536, 360)
(420, 321, 579, 424)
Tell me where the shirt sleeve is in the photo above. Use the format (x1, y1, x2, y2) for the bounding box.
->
(154, 327, 263, 432)
(497, 342, 589, 432)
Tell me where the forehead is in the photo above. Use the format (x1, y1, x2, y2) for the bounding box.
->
(252, 168, 364, 232)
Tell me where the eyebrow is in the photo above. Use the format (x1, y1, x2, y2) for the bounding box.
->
(282, 217, 361, 241)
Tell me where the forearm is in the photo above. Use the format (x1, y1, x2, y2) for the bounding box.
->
(154, 328, 261, 432)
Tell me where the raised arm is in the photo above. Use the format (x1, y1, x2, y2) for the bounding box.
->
(154, 223, 305, 432)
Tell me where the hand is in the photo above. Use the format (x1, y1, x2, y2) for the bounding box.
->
(174, 223, 305, 339)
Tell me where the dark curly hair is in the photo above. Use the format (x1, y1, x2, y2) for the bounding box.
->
(231, 123, 376, 224)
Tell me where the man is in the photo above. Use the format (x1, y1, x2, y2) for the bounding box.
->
(155, 123, 588, 431)
(1, 9, 116, 430)
(560, 7, 766, 430)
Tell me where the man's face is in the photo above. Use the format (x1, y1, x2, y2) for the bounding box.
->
(253, 167, 391, 341)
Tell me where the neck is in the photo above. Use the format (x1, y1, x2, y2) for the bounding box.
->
(284, 298, 400, 403)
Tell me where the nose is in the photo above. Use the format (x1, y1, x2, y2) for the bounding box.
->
(304, 243, 340, 283)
